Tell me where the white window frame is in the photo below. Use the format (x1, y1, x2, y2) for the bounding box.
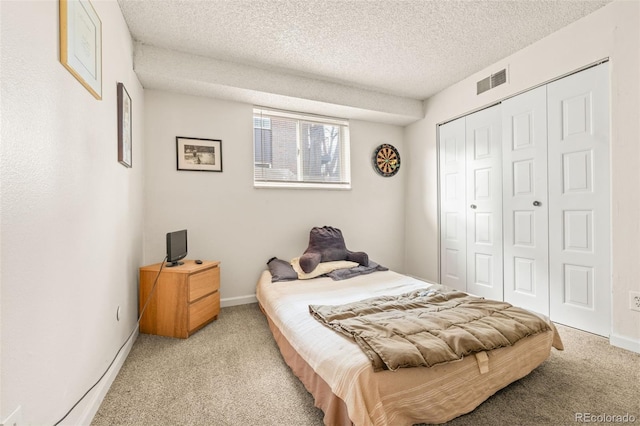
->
(253, 107, 351, 189)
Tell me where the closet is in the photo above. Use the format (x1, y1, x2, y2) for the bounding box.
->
(439, 63, 610, 336)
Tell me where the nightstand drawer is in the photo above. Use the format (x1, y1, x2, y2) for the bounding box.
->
(189, 292, 219, 331)
(189, 266, 220, 301)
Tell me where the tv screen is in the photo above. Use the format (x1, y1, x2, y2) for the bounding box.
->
(166, 229, 187, 267)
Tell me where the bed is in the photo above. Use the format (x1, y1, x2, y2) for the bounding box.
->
(256, 266, 563, 426)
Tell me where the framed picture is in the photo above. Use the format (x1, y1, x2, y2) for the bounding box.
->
(59, 0, 102, 100)
(176, 137, 223, 172)
(117, 83, 132, 168)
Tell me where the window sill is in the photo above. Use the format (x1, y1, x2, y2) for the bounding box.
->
(253, 181, 351, 190)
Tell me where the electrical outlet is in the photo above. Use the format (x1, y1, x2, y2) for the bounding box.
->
(1, 406, 22, 426)
(630, 291, 640, 312)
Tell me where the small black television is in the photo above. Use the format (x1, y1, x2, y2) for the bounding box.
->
(166, 229, 188, 267)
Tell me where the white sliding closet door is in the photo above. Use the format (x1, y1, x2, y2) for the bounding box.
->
(438, 63, 610, 336)
(547, 63, 610, 336)
(465, 105, 503, 300)
(502, 86, 549, 315)
(439, 117, 467, 290)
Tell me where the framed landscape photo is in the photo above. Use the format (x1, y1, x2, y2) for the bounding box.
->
(176, 137, 223, 172)
(117, 82, 132, 167)
(59, 0, 102, 100)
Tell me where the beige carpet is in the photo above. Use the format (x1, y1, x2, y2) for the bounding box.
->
(92, 303, 640, 426)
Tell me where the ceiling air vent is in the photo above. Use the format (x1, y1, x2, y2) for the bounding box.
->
(477, 76, 491, 95)
(476, 68, 508, 95)
(491, 69, 507, 87)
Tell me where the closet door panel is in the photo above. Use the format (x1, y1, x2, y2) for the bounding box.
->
(465, 105, 503, 300)
(547, 63, 610, 337)
(439, 117, 466, 289)
(502, 85, 549, 315)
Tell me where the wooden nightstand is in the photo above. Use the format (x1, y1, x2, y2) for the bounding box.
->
(139, 260, 220, 338)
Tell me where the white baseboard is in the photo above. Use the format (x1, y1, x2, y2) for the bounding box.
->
(610, 333, 640, 354)
(221, 294, 258, 307)
(405, 274, 439, 285)
(74, 325, 139, 425)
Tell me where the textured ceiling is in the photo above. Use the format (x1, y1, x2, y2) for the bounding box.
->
(118, 0, 612, 124)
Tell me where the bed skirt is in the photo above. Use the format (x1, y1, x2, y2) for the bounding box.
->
(262, 305, 352, 425)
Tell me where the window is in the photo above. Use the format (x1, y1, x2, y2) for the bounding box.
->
(253, 107, 351, 189)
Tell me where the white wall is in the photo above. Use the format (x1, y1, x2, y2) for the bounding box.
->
(404, 0, 640, 350)
(0, 1, 144, 424)
(143, 90, 406, 304)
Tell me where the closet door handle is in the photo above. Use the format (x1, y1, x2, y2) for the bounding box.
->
(470, 204, 477, 209)
(533, 201, 541, 207)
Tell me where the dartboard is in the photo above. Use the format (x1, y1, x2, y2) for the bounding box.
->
(372, 144, 401, 177)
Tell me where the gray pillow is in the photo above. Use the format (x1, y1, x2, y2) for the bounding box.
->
(299, 226, 368, 273)
(266, 257, 298, 282)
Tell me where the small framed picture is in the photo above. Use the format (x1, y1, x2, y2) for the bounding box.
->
(117, 83, 132, 167)
(176, 137, 223, 172)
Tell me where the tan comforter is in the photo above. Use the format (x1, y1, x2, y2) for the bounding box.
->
(310, 290, 551, 371)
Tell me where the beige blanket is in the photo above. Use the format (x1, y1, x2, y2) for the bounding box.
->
(310, 289, 551, 371)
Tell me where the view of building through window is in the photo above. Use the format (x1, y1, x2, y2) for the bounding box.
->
(253, 108, 350, 188)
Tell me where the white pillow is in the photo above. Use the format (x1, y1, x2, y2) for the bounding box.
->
(290, 257, 359, 280)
